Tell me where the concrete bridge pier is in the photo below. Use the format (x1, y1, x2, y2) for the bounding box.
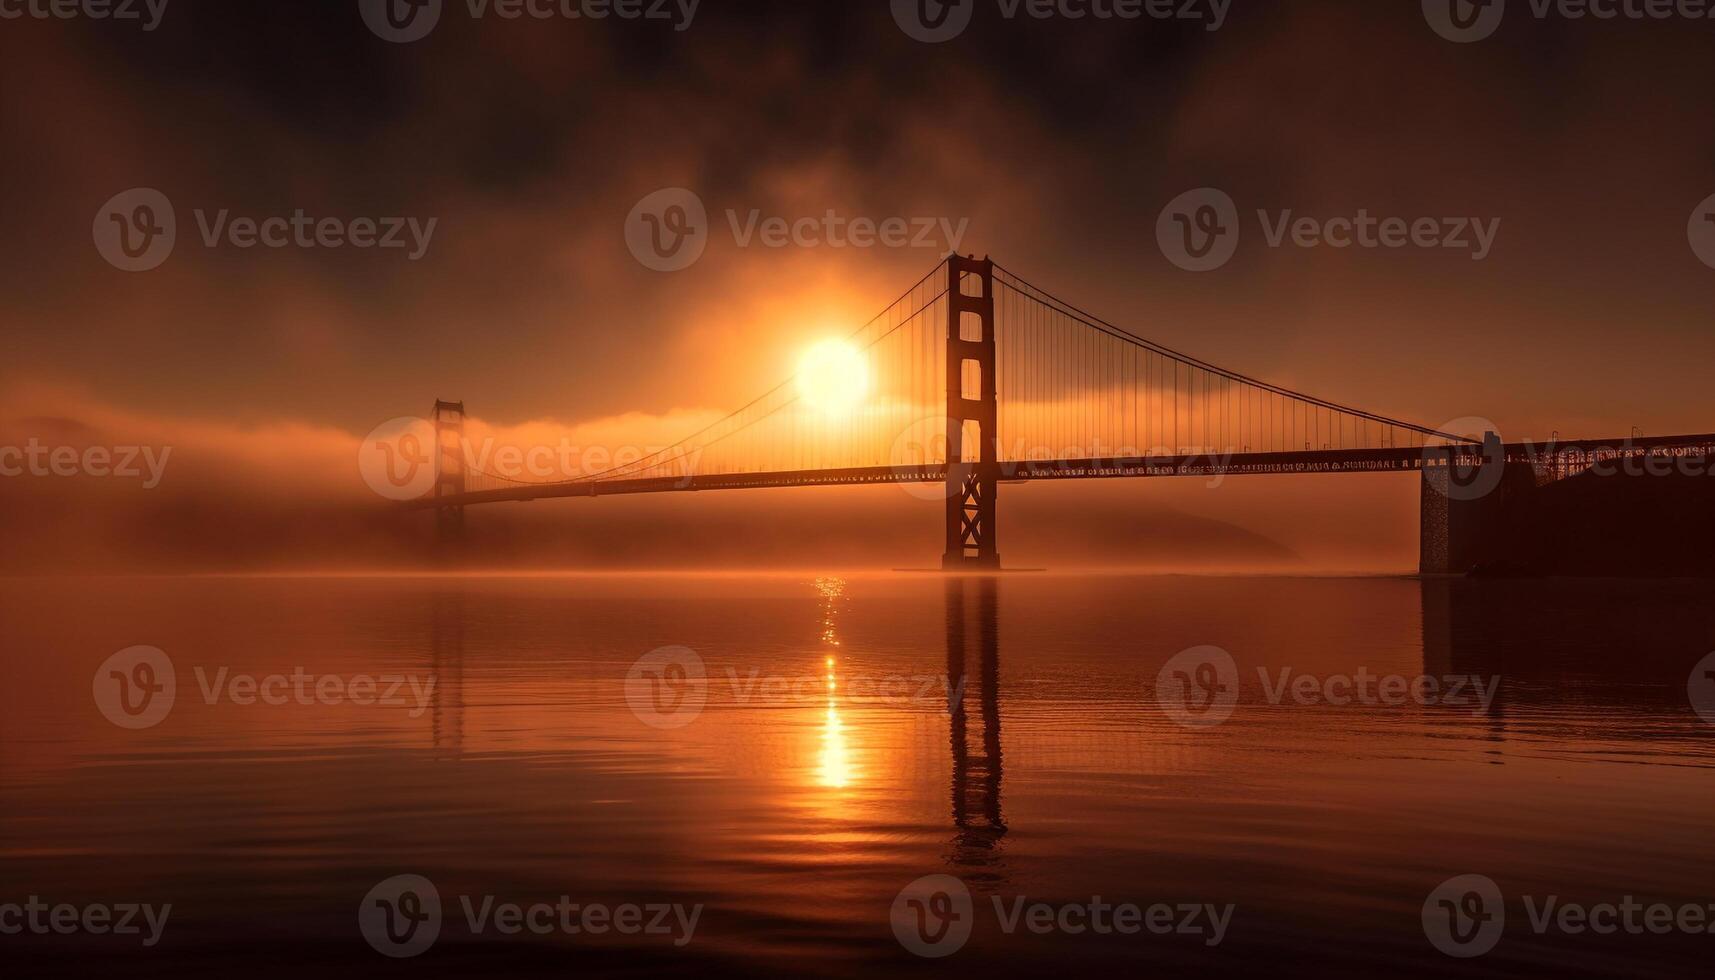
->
(1419, 434, 1538, 575)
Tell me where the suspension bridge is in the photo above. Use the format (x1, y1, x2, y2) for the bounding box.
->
(406, 256, 1715, 573)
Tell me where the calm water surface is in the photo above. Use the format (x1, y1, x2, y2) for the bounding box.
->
(2, 573, 1712, 977)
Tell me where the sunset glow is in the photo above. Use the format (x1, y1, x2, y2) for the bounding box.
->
(10, 6, 1715, 978)
(795, 339, 870, 415)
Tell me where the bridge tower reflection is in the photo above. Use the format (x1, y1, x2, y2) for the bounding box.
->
(945, 576, 1006, 878)
(429, 587, 465, 758)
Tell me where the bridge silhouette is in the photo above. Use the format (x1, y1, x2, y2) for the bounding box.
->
(411, 256, 1715, 573)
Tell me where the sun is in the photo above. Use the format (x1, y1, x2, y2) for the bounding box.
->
(796, 339, 870, 414)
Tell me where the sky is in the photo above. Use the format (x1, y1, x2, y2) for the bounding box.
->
(4, 0, 1715, 571)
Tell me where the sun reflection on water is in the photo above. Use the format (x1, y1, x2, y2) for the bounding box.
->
(814, 577, 856, 789)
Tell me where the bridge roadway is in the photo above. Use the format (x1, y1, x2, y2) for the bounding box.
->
(408, 433, 1715, 509)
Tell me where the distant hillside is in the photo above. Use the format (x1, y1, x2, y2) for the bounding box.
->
(1482, 458, 1715, 578)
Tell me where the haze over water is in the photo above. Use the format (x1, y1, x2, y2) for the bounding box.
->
(3, 572, 1711, 977)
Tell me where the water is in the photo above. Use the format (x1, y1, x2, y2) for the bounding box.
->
(2, 573, 1712, 977)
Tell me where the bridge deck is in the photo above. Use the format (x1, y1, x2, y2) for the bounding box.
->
(408, 434, 1715, 509)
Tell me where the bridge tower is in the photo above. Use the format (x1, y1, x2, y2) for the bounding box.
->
(432, 399, 467, 542)
(943, 255, 1002, 570)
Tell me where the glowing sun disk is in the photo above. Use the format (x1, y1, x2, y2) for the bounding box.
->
(796, 339, 870, 414)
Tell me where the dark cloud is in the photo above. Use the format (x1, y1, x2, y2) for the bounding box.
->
(3, 1, 1712, 570)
